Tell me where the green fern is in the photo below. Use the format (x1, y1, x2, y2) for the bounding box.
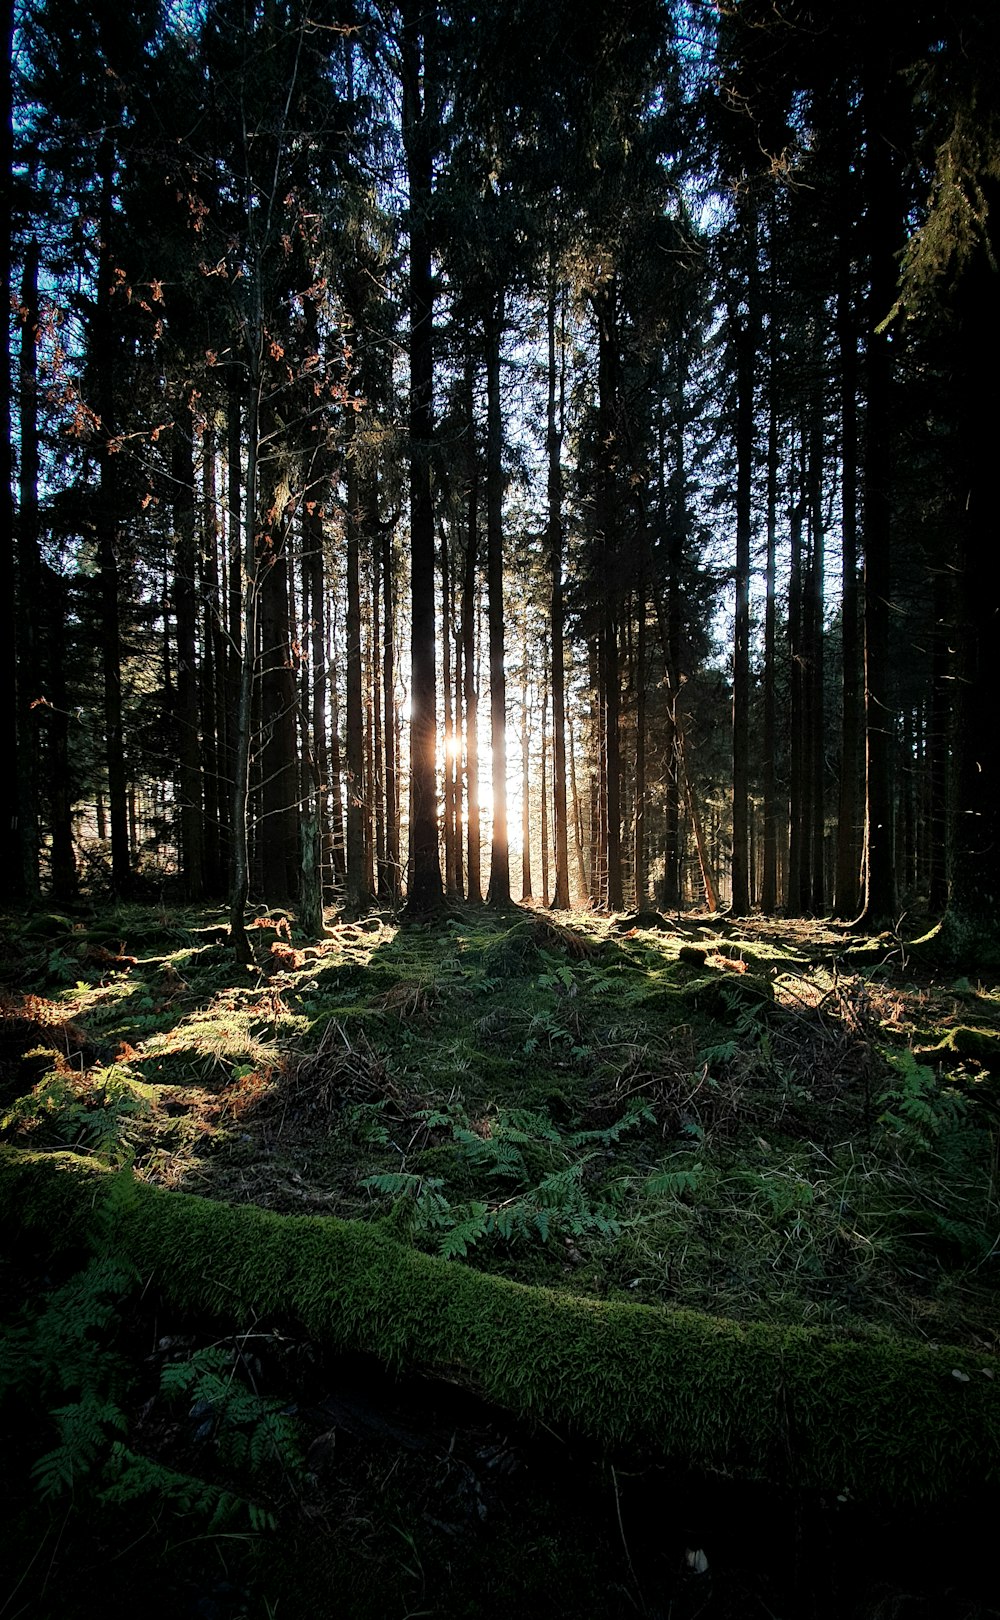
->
(31, 1393, 128, 1498)
(437, 1202, 490, 1258)
(160, 1345, 302, 1477)
(878, 1051, 971, 1152)
(642, 1163, 705, 1199)
(101, 1447, 273, 1531)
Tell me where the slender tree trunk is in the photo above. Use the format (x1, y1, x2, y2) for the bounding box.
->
(17, 234, 41, 897)
(730, 273, 756, 916)
(380, 516, 400, 904)
(202, 423, 227, 892)
(345, 451, 372, 914)
(400, 1, 443, 915)
(372, 526, 386, 892)
(174, 402, 205, 899)
(441, 520, 459, 897)
(229, 329, 264, 963)
(540, 678, 550, 906)
(259, 490, 299, 903)
(547, 278, 571, 909)
(463, 412, 482, 904)
(568, 699, 588, 902)
(595, 289, 622, 911)
(46, 569, 77, 900)
(304, 478, 330, 905)
(808, 395, 826, 914)
(634, 576, 647, 909)
(0, 0, 19, 895)
(521, 625, 532, 901)
(858, 68, 898, 927)
(928, 563, 951, 915)
(485, 297, 510, 907)
(787, 496, 806, 913)
(834, 153, 863, 918)
(96, 135, 130, 895)
(452, 563, 464, 900)
(329, 603, 346, 884)
(761, 356, 779, 913)
(226, 368, 243, 897)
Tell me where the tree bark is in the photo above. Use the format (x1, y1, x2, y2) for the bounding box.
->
(345, 449, 372, 915)
(17, 234, 41, 897)
(173, 402, 205, 899)
(547, 278, 571, 910)
(485, 297, 510, 907)
(400, 0, 444, 915)
(96, 135, 131, 896)
(730, 252, 757, 917)
(858, 68, 898, 927)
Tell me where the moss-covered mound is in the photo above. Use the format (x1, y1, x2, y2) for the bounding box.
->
(2, 1143, 996, 1507)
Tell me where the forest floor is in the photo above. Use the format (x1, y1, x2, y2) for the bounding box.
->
(2, 899, 999, 1618)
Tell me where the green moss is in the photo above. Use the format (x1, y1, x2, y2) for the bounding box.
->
(680, 972, 775, 1017)
(2, 1144, 997, 1506)
(938, 1027, 1000, 1068)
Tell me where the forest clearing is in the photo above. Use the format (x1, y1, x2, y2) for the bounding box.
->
(2, 900, 999, 1617)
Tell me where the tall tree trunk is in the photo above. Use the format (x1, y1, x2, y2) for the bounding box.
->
(595, 289, 622, 911)
(521, 624, 532, 901)
(259, 488, 299, 903)
(463, 396, 482, 904)
(452, 568, 464, 900)
(808, 394, 826, 914)
(17, 234, 41, 897)
(226, 367, 243, 897)
(0, 0, 19, 896)
(858, 67, 898, 927)
(380, 515, 400, 904)
(761, 352, 779, 913)
(634, 576, 647, 909)
(46, 569, 77, 900)
(329, 602, 346, 884)
(96, 135, 130, 896)
(567, 698, 588, 902)
(730, 266, 756, 917)
(547, 278, 571, 909)
(173, 402, 205, 899)
(834, 154, 863, 918)
(485, 297, 510, 907)
(441, 520, 459, 897)
(202, 422, 227, 893)
(400, 0, 443, 915)
(787, 496, 806, 913)
(345, 450, 372, 914)
(540, 677, 550, 906)
(229, 325, 264, 963)
(927, 563, 951, 915)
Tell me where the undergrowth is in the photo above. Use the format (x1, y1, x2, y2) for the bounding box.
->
(1, 903, 998, 1344)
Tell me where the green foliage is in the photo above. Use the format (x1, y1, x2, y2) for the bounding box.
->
(1, 1063, 149, 1162)
(31, 1393, 128, 1498)
(160, 1344, 302, 1481)
(366, 1101, 664, 1258)
(4, 1146, 999, 1506)
(878, 1051, 970, 1152)
(0, 1215, 292, 1537)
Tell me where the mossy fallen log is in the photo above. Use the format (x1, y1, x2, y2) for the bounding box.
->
(1, 1144, 997, 1504)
